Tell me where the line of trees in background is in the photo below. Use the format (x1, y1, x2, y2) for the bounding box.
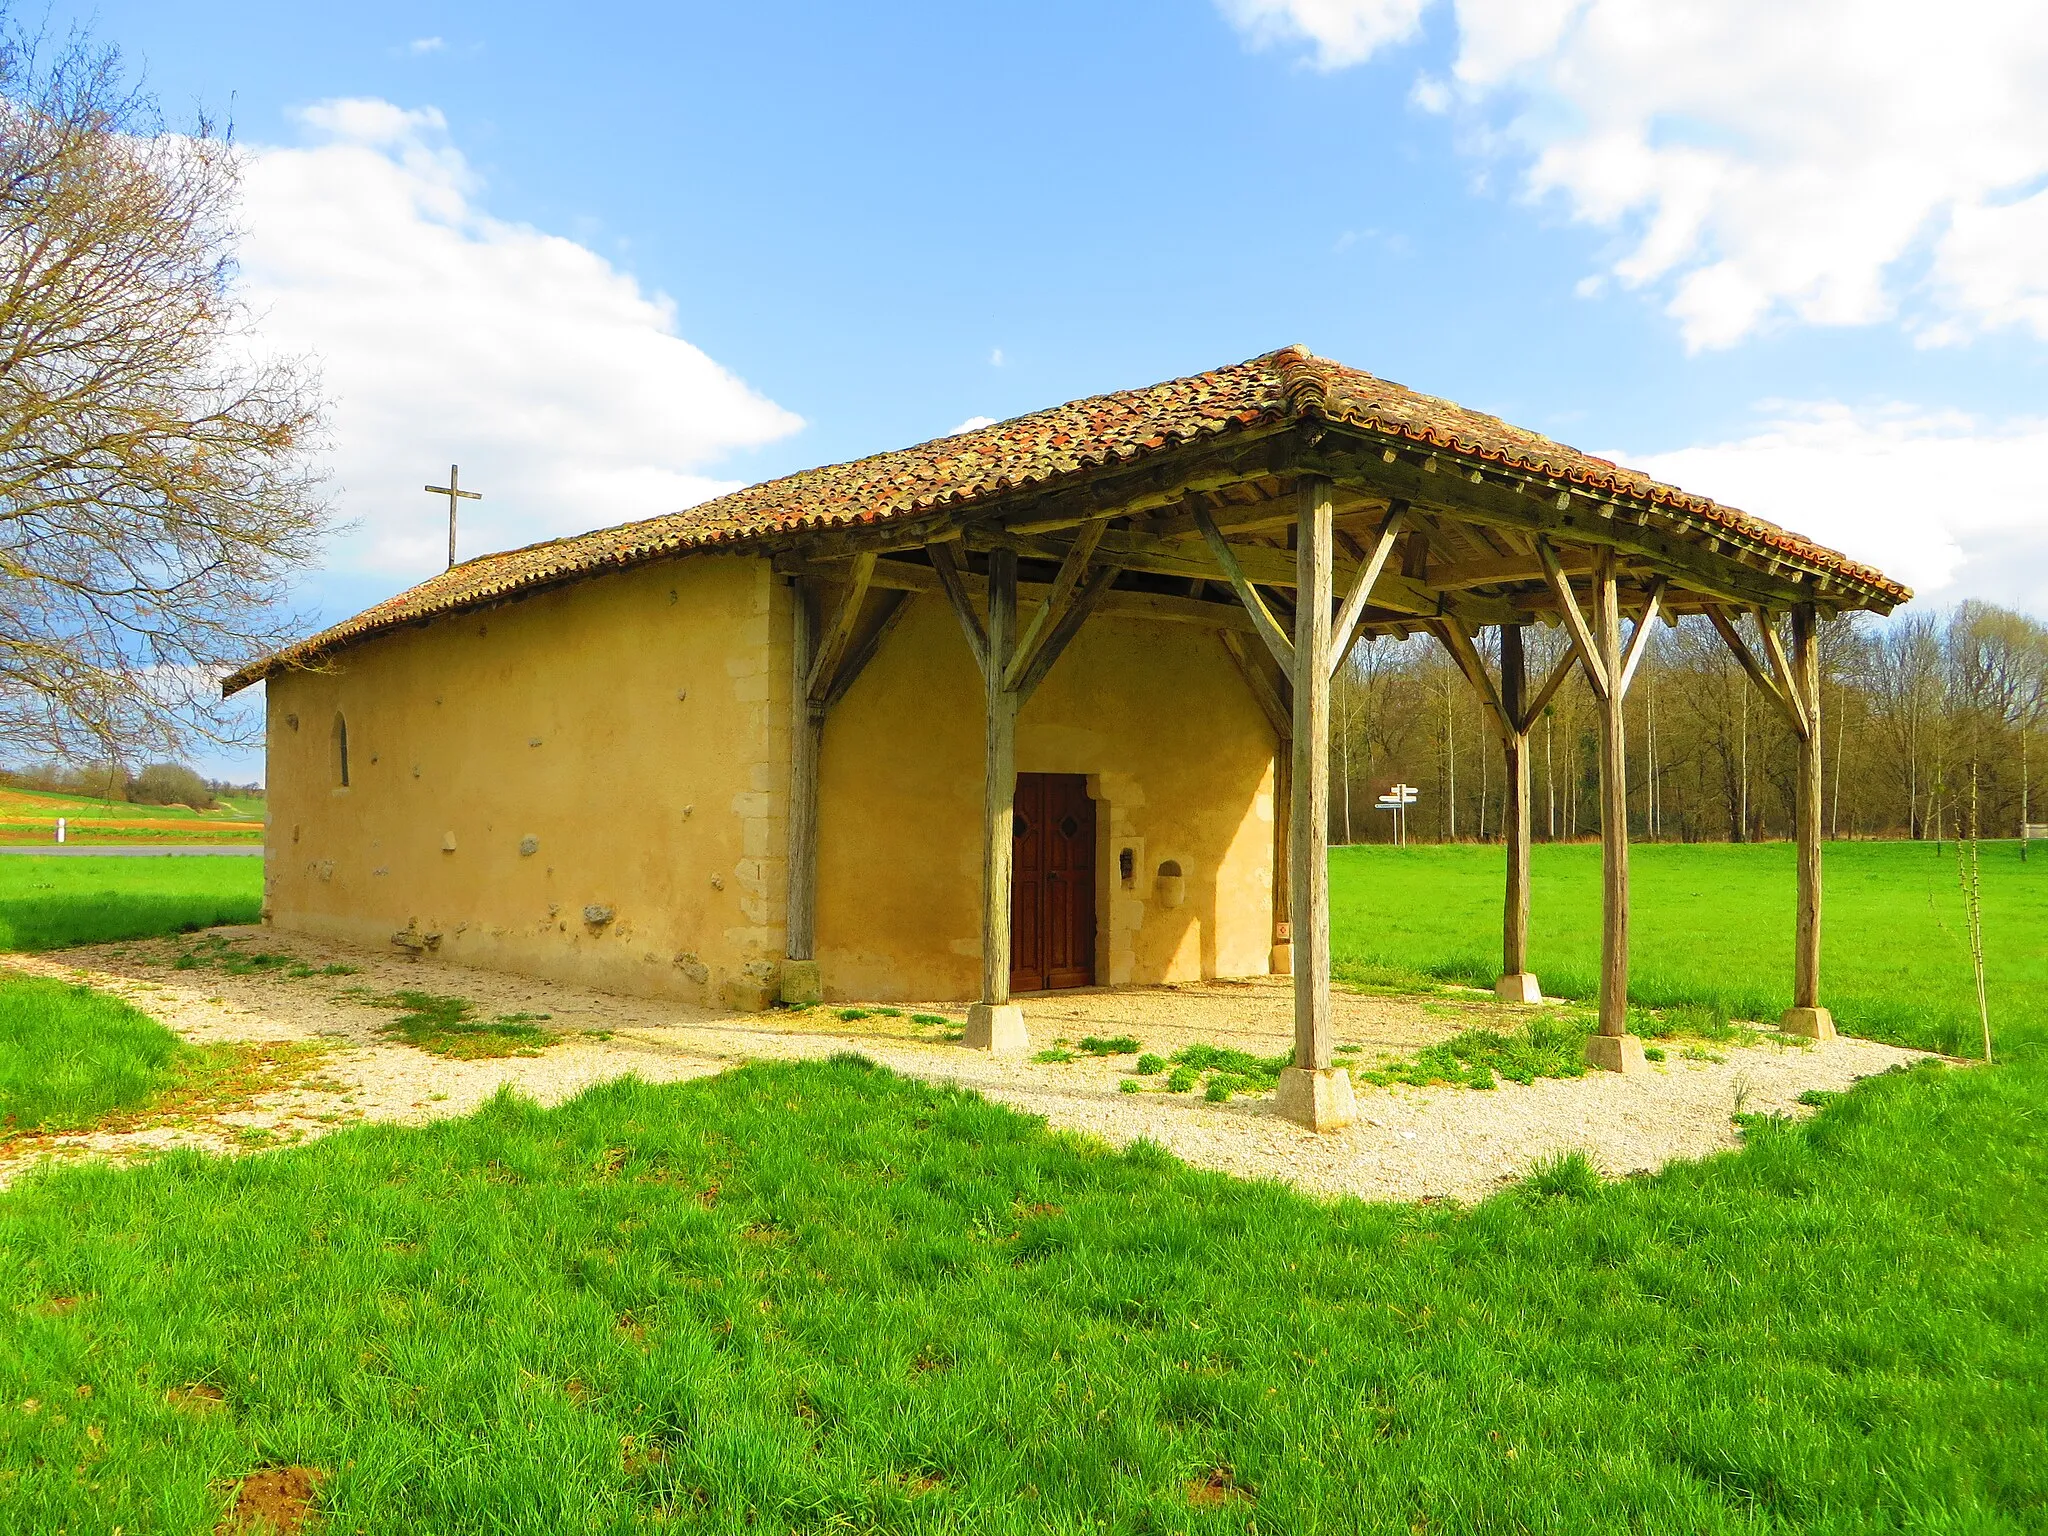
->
(1332, 601, 2047, 845)
(0, 761, 262, 808)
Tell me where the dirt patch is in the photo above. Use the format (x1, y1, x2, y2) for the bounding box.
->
(1187, 1467, 1252, 1507)
(219, 1465, 324, 1534)
(3, 929, 1938, 1204)
(168, 1382, 227, 1414)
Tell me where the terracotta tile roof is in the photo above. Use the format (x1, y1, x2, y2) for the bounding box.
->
(222, 346, 1910, 694)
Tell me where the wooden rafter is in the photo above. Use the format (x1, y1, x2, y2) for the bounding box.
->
(1705, 608, 1804, 736)
(1518, 646, 1580, 733)
(803, 552, 876, 702)
(1406, 511, 1466, 567)
(1296, 434, 1834, 612)
(1430, 616, 1512, 744)
(1218, 629, 1291, 742)
(1194, 502, 1296, 671)
(822, 590, 911, 710)
(973, 520, 1528, 626)
(1329, 501, 1407, 680)
(1537, 537, 1610, 700)
(1614, 577, 1669, 700)
(1012, 566, 1118, 705)
(1750, 606, 1813, 740)
(826, 552, 1251, 632)
(929, 540, 987, 676)
(1004, 519, 1104, 691)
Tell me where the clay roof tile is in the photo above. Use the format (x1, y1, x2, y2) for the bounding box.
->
(222, 347, 1909, 694)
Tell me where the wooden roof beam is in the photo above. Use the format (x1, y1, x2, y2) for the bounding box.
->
(928, 540, 987, 676)
(1615, 578, 1669, 699)
(1298, 430, 1826, 610)
(1004, 519, 1105, 690)
(1537, 537, 1610, 701)
(803, 552, 876, 703)
(1749, 605, 1814, 740)
(1429, 616, 1513, 744)
(1330, 502, 1406, 680)
(812, 550, 1262, 634)
(1194, 502, 1295, 671)
(1706, 607, 1806, 735)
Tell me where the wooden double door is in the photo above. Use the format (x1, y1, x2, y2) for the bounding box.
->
(1011, 772, 1096, 993)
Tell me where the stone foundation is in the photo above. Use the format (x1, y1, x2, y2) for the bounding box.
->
(1275, 1066, 1357, 1131)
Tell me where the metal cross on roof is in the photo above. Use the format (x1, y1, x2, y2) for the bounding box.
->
(425, 464, 483, 569)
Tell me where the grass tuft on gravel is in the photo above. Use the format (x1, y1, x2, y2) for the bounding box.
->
(366, 991, 555, 1060)
(0, 1053, 2040, 1532)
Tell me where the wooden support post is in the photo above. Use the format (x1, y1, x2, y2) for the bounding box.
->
(1275, 475, 1356, 1130)
(1587, 548, 1645, 1072)
(782, 580, 825, 1006)
(965, 548, 1027, 1054)
(1783, 602, 1834, 1038)
(1497, 624, 1540, 1004)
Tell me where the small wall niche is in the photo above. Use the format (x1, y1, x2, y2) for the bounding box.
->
(1154, 859, 1185, 908)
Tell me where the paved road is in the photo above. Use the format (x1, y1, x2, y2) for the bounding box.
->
(0, 845, 262, 857)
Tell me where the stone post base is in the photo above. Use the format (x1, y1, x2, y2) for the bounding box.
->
(1495, 972, 1543, 1005)
(1779, 1005, 1836, 1040)
(1268, 942, 1293, 976)
(721, 977, 775, 1014)
(1275, 1066, 1357, 1131)
(779, 959, 822, 1008)
(1584, 1032, 1648, 1074)
(963, 1001, 1028, 1055)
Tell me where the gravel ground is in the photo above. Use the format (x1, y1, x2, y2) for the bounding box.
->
(2, 927, 1934, 1203)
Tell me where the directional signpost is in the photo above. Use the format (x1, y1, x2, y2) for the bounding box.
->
(1375, 782, 1418, 846)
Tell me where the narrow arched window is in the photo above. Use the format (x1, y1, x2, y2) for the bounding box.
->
(333, 712, 351, 787)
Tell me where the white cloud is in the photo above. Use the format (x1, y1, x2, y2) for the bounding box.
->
(1612, 404, 2048, 615)
(236, 99, 801, 578)
(1220, 0, 1432, 68)
(407, 36, 445, 55)
(1408, 73, 1450, 113)
(989, 347, 1005, 367)
(1217, 0, 2048, 351)
(947, 416, 997, 436)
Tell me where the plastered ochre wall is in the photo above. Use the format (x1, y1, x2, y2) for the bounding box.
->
(264, 556, 789, 1003)
(813, 597, 1278, 1002)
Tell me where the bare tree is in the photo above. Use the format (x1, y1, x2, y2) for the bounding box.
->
(1868, 614, 1945, 837)
(0, 22, 328, 762)
(1333, 601, 2046, 846)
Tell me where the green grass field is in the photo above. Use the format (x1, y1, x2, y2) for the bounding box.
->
(0, 856, 263, 950)
(1332, 840, 2048, 1058)
(1, 1057, 2040, 1532)
(0, 977, 194, 1133)
(0, 847, 2043, 1531)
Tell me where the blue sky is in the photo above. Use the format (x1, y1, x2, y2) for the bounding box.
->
(49, 1, 2048, 777)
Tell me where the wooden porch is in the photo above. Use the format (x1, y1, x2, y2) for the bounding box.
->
(777, 349, 1908, 1128)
